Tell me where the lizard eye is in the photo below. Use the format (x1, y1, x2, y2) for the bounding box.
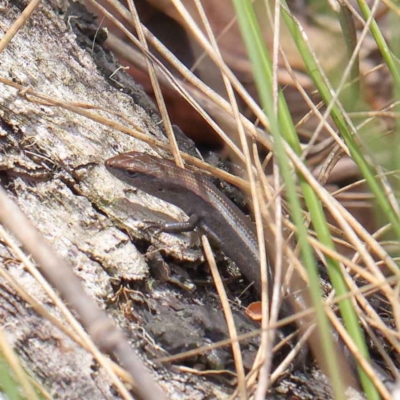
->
(127, 171, 139, 178)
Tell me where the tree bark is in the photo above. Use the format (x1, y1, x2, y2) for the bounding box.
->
(0, 1, 217, 398)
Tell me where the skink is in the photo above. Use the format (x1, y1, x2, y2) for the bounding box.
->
(105, 152, 324, 317)
(105, 151, 267, 295)
(105, 152, 393, 390)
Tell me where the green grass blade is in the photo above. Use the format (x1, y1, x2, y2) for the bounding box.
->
(232, 1, 353, 398)
(281, 4, 400, 241)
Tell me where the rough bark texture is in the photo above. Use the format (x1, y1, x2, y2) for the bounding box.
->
(0, 1, 223, 398)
